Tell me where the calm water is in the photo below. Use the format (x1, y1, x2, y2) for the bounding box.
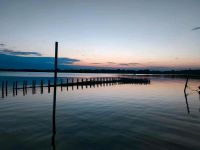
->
(0, 72, 200, 150)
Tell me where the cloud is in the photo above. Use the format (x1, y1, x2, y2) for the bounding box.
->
(192, 27, 200, 31)
(107, 62, 116, 64)
(119, 63, 140, 66)
(119, 63, 129, 66)
(0, 53, 80, 69)
(0, 43, 5, 46)
(0, 48, 42, 56)
(128, 63, 140, 66)
(91, 63, 102, 65)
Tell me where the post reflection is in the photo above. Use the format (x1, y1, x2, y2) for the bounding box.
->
(51, 84, 56, 150)
(184, 91, 190, 114)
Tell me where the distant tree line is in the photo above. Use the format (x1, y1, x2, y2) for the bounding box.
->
(0, 68, 200, 75)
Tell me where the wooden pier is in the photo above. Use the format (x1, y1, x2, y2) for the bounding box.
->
(1, 77, 150, 98)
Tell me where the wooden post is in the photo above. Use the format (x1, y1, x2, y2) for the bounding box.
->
(25, 80, 27, 94)
(13, 82, 15, 96)
(93, 78, 95, 88)
(15, 81, 18, 95)
(48, 80, 50, 93)
(2, 81, 4, 98)
(66, 78, 68, 91)
(52, 41, 58, 143)
(81, 78, 83, 89)
(72, 78, 74, 90)
(5, 80, 8, 96)
(61, 79, 63, 91)
(86, 78, 88, 88)
(41, 80, 44, 94)
(99, 78, 101, 84)
(77, 78, 79, 89)
(34, 80, 36, 94)
(23, 81, 25, 96)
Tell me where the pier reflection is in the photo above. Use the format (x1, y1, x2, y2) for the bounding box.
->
(51, 83, 57, 150)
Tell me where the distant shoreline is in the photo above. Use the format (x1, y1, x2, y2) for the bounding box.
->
(0, 68, 200, 76)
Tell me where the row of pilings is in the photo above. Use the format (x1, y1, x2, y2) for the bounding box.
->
(1, 77, 150, 98)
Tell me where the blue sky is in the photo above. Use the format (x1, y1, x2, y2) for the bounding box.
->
(0, 0, 200, 70)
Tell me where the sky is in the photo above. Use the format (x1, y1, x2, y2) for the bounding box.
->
(0, 0, 200, 70)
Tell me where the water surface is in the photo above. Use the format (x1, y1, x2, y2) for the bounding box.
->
(0, 72, 200, 150)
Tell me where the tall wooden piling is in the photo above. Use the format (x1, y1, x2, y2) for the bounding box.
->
(52, 41, 58, 143)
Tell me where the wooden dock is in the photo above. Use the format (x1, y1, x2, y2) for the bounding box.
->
(1, 77, 150, 98)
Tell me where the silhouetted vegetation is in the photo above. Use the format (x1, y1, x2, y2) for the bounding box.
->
(0, 68, 200, 75)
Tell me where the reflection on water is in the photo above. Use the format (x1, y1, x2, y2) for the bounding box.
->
(184, 91, 190, 114)
(0, 75, 200, 150)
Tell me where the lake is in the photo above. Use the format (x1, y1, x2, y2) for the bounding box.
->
(0, 72, 200, 150)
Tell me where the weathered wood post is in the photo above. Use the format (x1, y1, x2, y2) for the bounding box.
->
(41, 80, 44, 94)
(77, 78, 79, 89)
(25, 80, 27, 94)
(15, 81, 18, 95)
(90, 78, 92, 88)
(81, 78, 83, 89)
(93, 78, 95, 87)
(86, 78, 88, 88)
(99, 78, 101, 86)
(2, 81, 4, 98)
(72, 78, 74, 90)
(5, 80, 8, 96)
(12, 81, 15, 96)
(23, 80, 25, 96)
(66, 78, 68, 91)
(61, 79, 63, 91)
(34, 80, 36, 94)
(48, 80, 50, 93)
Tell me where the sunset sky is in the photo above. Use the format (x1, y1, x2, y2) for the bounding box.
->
(0, 0, 200, 70)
